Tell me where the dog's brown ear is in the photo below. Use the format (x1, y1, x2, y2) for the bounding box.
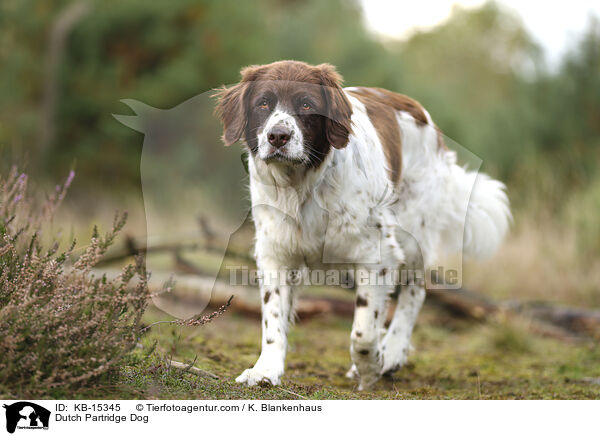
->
(317, 63, 353, 149)
(213, 82, 246, 146)
(213, 66, 261, 146)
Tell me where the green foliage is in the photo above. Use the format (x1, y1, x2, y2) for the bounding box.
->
(0, 0, 599, 226)
(0, 167, 148, 398)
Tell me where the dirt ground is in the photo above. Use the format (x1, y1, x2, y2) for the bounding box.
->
(115, 303, 600, 400)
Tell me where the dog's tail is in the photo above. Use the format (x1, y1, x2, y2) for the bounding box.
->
(441, 165, 512, 260)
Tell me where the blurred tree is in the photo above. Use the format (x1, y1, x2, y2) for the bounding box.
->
(0, 0, 398, 193)
(395, 2, 543, 175)
(0, 0, 598, 221)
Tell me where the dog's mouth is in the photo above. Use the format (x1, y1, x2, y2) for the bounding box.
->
(262, 149, 305, 165)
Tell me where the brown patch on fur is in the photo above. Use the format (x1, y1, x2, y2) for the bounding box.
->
(317, 64, 354, 149)
(435, 126, 448, 150)
(347, 88, 403, 184)
(266, 338, 274, 344)
(263, 291, 271, 304)
(212, 81, 249, 146)
(359, 349, 369, 355)
(356, 295, 368, 307)
(348, 87, 443, 175)
(351, 87, 428, 126)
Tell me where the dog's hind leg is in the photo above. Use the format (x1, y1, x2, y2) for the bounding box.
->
(349, 267, 391, 390)
(379, 282, 425, 376)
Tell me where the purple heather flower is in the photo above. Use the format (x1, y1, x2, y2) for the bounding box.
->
(65, 170, 75, 189)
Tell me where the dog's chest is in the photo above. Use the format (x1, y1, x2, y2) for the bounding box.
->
(296, 196, 330, 256)
(255, 183, 379, 270)
(255, 194, 328, 256)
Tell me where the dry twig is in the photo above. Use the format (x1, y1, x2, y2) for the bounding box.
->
(140, 295, 234, 333)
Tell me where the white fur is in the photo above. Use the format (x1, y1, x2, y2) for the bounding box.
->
(256, 106, 306, 162)
(236, 89, 511, 389)
(443, 168, 512, 259)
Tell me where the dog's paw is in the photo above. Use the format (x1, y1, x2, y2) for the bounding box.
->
(380, 340, 410, 376)
(347, 363, 380, 390)
(235, 366, 282, 387)
(351, 359, 382, 390)
(357, 372, 381, 391)
(345, 364, 359, 380)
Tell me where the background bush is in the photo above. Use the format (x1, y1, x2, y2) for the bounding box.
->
(1, 1, 599, 241)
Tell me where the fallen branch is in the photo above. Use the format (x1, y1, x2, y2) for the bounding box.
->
(98, 227, 509, 324)
(92, 265, 600, 340)
(512, 302, 600, 340)
(427, 287, 497, 320)
(276, 387, 308, 399)
(169, 360, 220, 379)
(98, 234, 253, 266)
(100, 217, 599, 339)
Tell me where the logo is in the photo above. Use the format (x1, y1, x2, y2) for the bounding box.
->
(2, 402, 50, 434)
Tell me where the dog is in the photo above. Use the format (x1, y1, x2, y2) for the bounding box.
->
(214, 60, 511, 390)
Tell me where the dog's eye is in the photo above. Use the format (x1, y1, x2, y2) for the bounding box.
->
(301, 102, 312, 111)
(257, 99, 269, 109)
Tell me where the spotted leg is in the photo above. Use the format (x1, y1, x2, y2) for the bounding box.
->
(346, 279, 388, 381)
(379, 282, 426, 376)
(349, 267, 391, 390)
(236, 260, 299, 386)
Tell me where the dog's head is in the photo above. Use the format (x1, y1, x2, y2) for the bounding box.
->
(214, 61, 353, 168)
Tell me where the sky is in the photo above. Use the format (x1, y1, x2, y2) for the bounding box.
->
(359, 0, 600, 66)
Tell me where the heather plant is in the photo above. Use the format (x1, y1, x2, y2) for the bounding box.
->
(0, 167, 148, 398)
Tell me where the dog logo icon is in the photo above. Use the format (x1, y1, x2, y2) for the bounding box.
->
(3, 402, 50, 433)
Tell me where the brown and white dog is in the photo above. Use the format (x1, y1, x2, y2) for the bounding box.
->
(214, 60, 510, 390)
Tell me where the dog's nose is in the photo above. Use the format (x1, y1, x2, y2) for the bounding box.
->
(267, 126, 291, 148)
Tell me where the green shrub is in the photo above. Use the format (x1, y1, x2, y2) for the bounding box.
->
(0, 167, 148, 398)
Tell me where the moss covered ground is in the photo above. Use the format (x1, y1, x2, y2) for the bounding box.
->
(110, 304, 600, 400)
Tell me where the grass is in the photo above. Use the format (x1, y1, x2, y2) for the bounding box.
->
(106, 303, 600, 400)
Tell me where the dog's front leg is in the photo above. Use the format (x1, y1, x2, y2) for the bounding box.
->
(236, 259, 298, 386)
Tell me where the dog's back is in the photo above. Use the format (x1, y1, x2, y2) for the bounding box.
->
(345, 86, 511, 271)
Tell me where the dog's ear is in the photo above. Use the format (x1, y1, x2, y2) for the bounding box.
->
(213, 66, 261, 146)
(317, 63, 353, 149)
(213, 82, 247, 147)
